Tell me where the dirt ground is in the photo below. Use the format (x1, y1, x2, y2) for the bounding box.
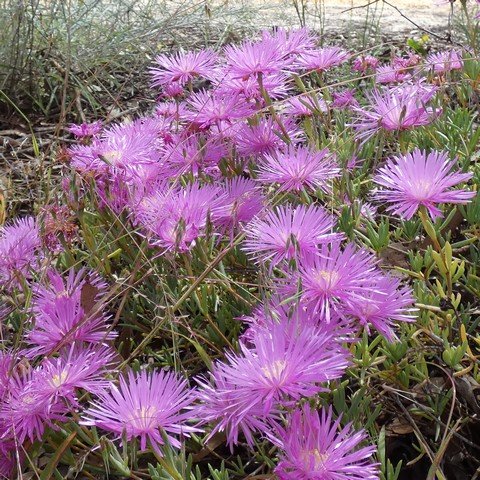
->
(237, 0, 452, 37)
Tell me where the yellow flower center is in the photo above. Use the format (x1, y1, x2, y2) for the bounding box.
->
(262, 360, 287, 381)
(314, 269, 340, 287)
(128, 405, 158, 430)
(50, 370, 69, 388)
(300, 448, 329, 471)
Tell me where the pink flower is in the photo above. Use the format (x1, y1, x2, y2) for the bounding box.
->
(196, 320, 350, 449)
(375, 65, 411, 84)
(256, 145, 339, 193)
(160, 133, 226, 178)
(295, 47, 349, 73)
(352, 84, 441, 142)
(0, 217, 41, 289)
(373, 149, 475, 219)
(293, 242, 380, 322)
(243, 204, 342, 268)
(67, 121, 102, 138)
(212, 177, 264, 231)
(134, 182, 223, 252)
(235, 117, 302, 157)
(345, 275, 416, 340)
(82, 370, 198, 453)
(332, 89, 359, 109)
(352, 55, 379, 73)
(27, 268, 115, 355)
(426, 50, 463, 74)
(35, 343, 116, 405)
(0, 369, 68, 443)
(150, 49, 217, 87)
(184, 91, 254, 129)
(273, 406, 379, 480)
(224, 37, 286, 80)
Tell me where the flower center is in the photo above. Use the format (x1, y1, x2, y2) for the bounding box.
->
(128, 405, 158, 430)
(300, 448, 329, 471)
(412, 179, 432, 200)
(50, 370, 68, 388)
(314, 269, 340, 288)
(262, 360, 287, 381)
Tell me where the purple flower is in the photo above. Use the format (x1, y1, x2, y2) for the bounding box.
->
(27, 268, 115, 355)
(134, 182, 223, 252)
(256, 145, 339, 192)
(352, 84, 441, 142)
(67, 121, 102, 138)
(243, 204, 342, 268)
(213, 177, 264, 231)
(150, 49, 217, 87)
(0, 440, 16, 479)
(224, 37, 286, 80)
(375, 65, 411, 84)
(274, 406, 379, 480)
(261, 27, 317, 60)
(352, 55, 379, 73)
(331, 89, 359, 109)
(184, 91, 254, 129)
(69, 118, 161, 178)
(215, 72, 290, 102)
(160, 133, 226, 178)
(82, 370, 197, 453)
(373, 149, 475, 219)
(35, 343, 116, 405)
(426, 50, 463, 74)
(235, 117, 302, 158)
(293, 241, 380, 321)
(0, 352, 13, 400)
(196, 320, 350, 449)
(295, 47, 349, 73)
(345, 275, 416, 340)
(0, 369, 68, 443)
(0, 217, 41, 289)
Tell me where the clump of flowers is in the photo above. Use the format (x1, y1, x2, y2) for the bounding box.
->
(1, 22, 479, 480)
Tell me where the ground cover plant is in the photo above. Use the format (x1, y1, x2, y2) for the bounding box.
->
(0, 3, 480, 479)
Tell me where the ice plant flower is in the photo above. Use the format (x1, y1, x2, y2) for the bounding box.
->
(243, 204, 342, 268)
(295, 47, 349, 73)
(284, 94, 327, 117)
(426, 50, 463, 74)
(0, 369, 68, 443)
(273, 406, 379, 480)
(235, 117, 302, 157)
(184, 91, 254, 129)
(224, 37, 286, 80)
(373, 149, 475, 219)
(352, 55, 379, 73)
(256, 145, 339, 192)
(331, 89, 359, 109)
(196, 320, 350, 448)
(35, 343, 115, 405)
(27, 268, 115, 355)
(344, 275, 416, 340)
(150, 48, 217, 87)
(213, 177, 264, 231)
(82, 369, 197, 453)
(134, 182, 223, 252)
(293, 241, 380, 321)
(352, 84, 441, 142)
(0, 217, 41, 289)
(67, 121, 102, 138)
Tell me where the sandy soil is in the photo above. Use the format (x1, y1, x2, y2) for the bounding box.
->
(233, 0, 452, 37)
